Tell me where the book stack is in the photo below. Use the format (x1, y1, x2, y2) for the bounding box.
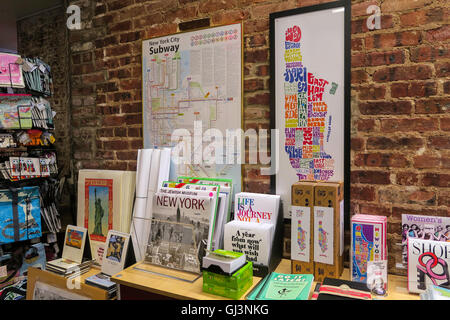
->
(84, 230, 132, 298)
(45, 259, 93, 278)
(202, 250, 253, 300)
(224, 192, 280, 270)
(85, 273, 117, 298)
(46, 225, 93, 278)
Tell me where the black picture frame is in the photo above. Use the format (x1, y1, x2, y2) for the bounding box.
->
(269, 0, 351, 228)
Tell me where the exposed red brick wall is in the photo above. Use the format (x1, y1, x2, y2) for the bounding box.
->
(64, 0, 449, 274)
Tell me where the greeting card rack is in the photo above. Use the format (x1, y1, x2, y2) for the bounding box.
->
(0, 53, 63, 242)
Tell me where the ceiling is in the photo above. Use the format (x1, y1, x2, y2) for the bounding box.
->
(3, 0, 64, 20)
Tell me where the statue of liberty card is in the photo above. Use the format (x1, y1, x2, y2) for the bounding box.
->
(84, 179, 113, 242)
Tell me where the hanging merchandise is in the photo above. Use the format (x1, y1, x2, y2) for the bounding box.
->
(0, 186, 42, 244)
(21, 58, 52, 96)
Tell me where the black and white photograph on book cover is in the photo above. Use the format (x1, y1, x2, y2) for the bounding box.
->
(144, 192, 214, 273)
(145, 219, 199, 273)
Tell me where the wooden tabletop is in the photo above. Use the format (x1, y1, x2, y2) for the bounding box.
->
(26, 266, 111, 300)
(275, 259, 420, 300)
(111, 259, 420, 300)
(112, 261, 263, 300)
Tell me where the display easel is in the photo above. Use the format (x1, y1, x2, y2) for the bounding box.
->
(131, 216, 202, 283)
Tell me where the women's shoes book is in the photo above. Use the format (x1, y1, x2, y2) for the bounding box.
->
(407, 237, 450, 294)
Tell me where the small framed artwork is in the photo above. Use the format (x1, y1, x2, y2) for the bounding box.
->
(269, 0, 351, 221)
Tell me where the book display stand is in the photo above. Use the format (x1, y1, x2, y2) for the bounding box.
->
(131, 216, 202, 283)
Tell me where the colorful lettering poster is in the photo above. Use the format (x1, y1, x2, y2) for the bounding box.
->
(270, 3, 349, 218)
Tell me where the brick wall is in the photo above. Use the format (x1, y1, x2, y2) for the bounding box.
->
(17, 6, 73, 222)
(30, 0, 448, 274)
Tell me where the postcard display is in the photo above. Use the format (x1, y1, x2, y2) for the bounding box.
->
(85, 230, 135, 297)
(224, 192, 284, 277)
(0, 54, 60, 245)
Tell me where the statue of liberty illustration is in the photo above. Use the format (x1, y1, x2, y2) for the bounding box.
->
(283, 25, 335, 182)
(317, 220, 328, 253)
(297, 220, 306, 251)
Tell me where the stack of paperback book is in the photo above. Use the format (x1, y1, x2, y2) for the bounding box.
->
(46, 225, 93, 277)
(45, 259, 93, 278)
(202, 250, 253, 299)
(85, 273, 117, 298)
(84, 230, 132, 299)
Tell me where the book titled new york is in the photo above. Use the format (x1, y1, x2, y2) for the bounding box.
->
(255, 272, 314, 300)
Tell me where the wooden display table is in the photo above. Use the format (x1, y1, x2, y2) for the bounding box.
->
(112, 259, 420, 300)
(26, 266, 112, 300)
(275, 259, 419, 300)
(111, 261, 261, 300)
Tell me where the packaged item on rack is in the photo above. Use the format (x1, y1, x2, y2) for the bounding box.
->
(19, 242, 46, 276)
(162, 181, 226, 251)
(0, 186, 41, 244)
(22, 57, 52, 96)
(0, 134, 16, 148)
(0, 94, 32, 129)
(0, 53, 25, 88)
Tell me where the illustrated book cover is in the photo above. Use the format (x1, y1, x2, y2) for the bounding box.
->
(401, 214, 450, 265)
(144, 191, 215, 273)
(255, 272, 314, 300)
(234, 192, 280, 228)
(350, 214, 387, 285)
(407, 237, 450, 294)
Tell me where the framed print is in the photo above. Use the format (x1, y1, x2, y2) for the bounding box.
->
(142, 23, 243, 196)
(269, 0, 351, 220)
